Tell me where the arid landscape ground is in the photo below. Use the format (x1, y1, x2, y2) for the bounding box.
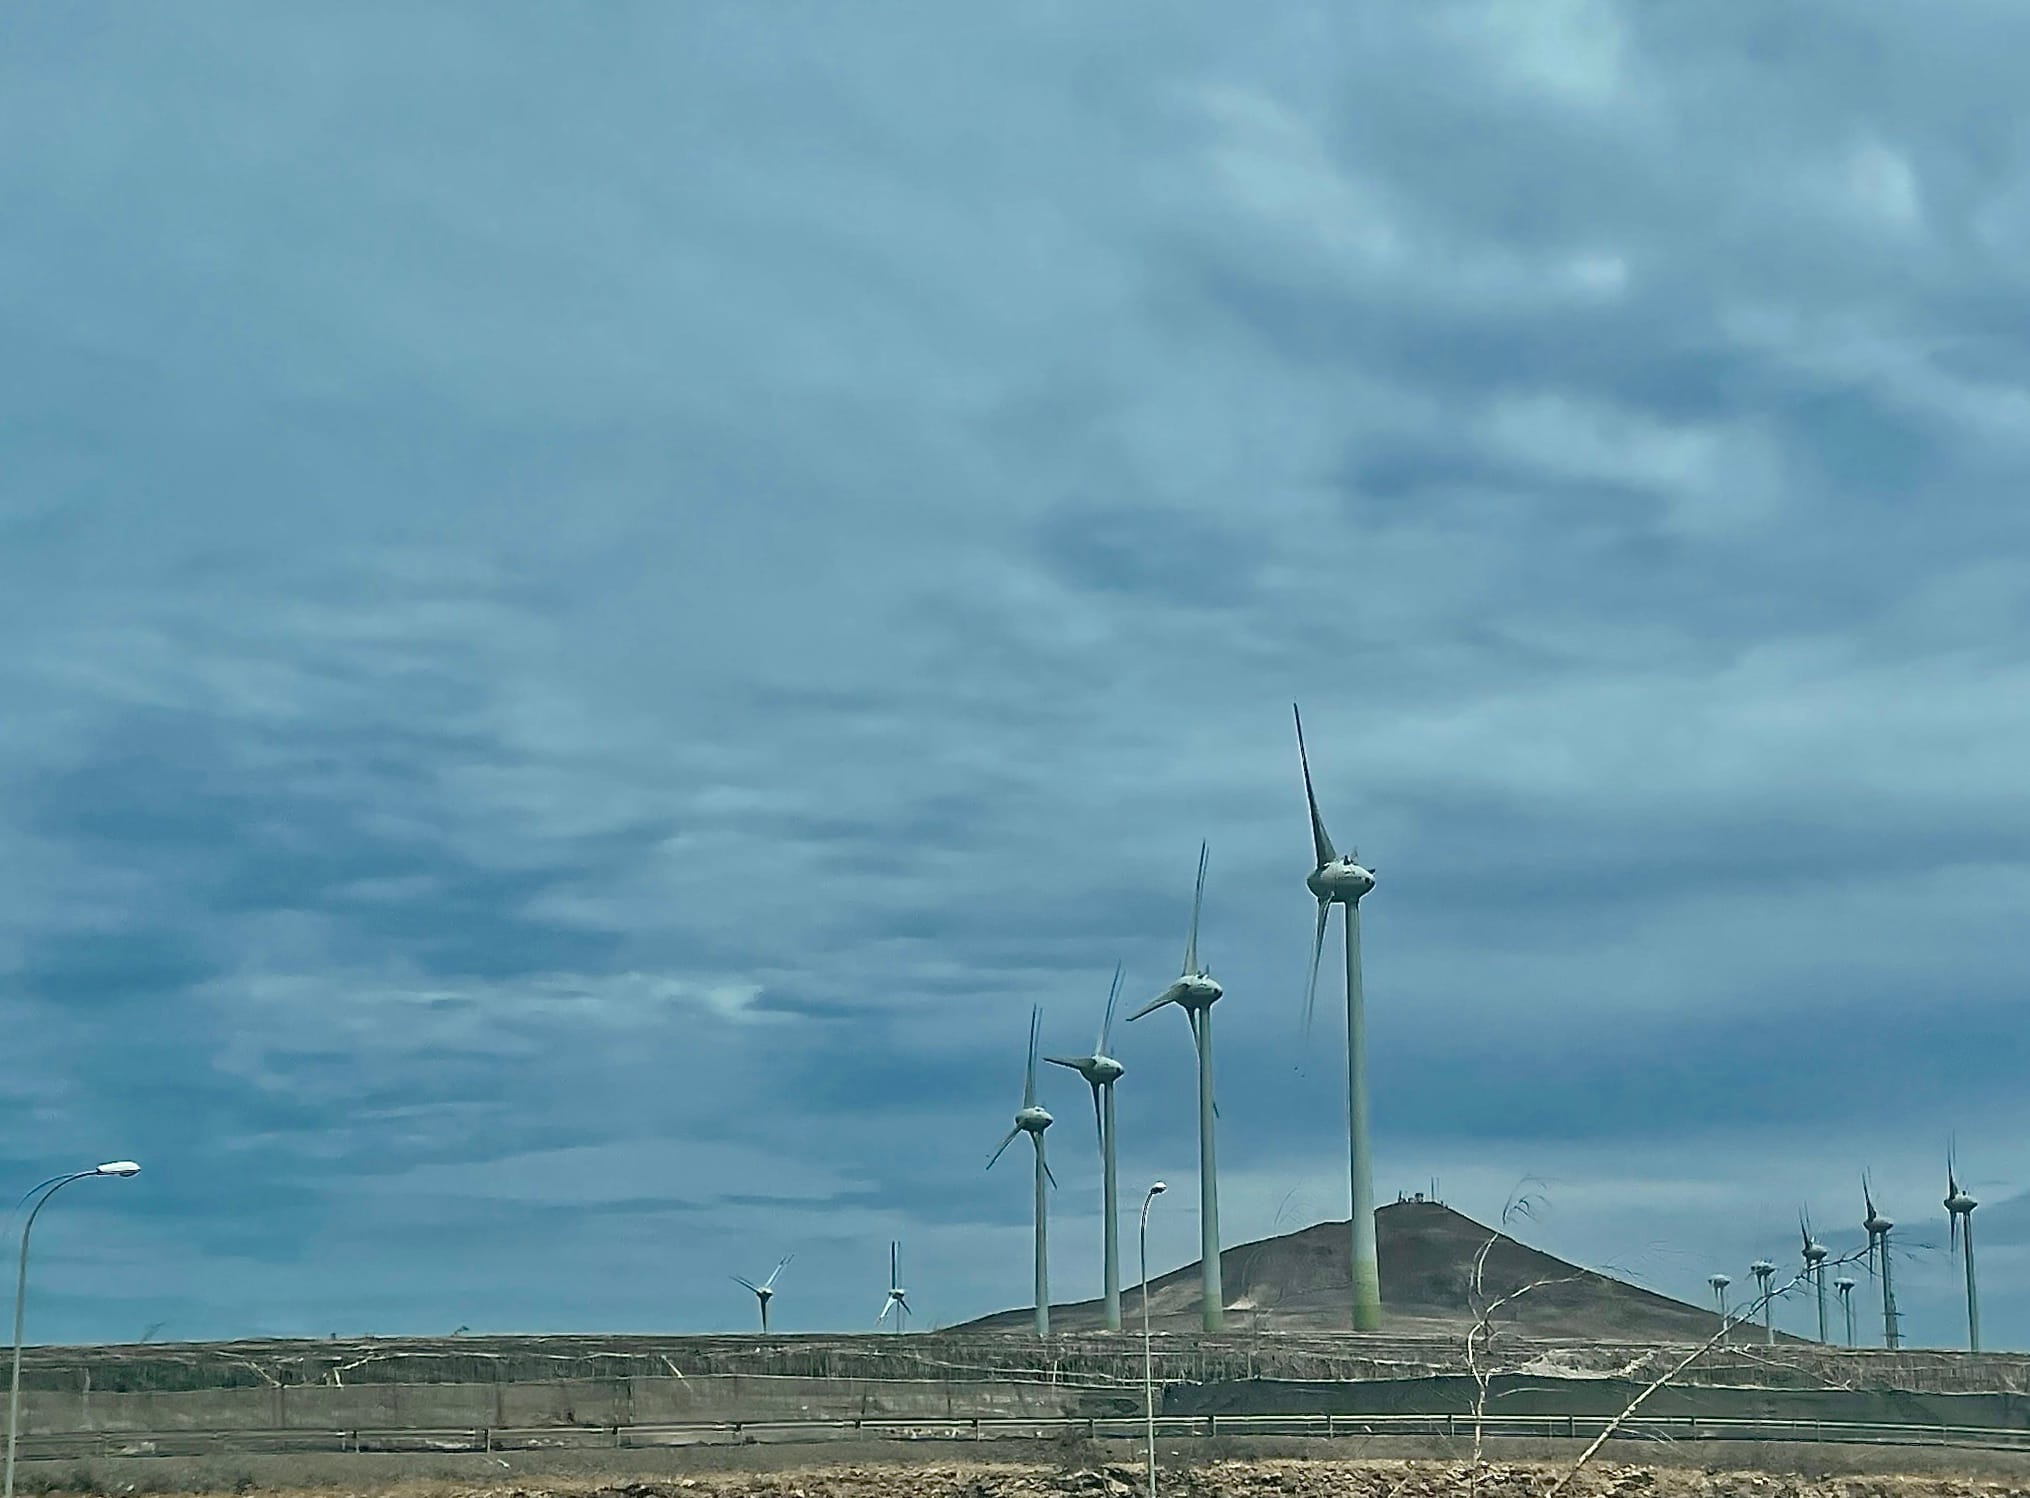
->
(15, 1440, 2030, 1498)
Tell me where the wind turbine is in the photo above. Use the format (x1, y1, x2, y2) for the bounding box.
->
(1945, 1149, 1980, 1353)
(731, 1254, 792, 1334)
(1750, 1260, 1776, 1346)
(989, 1005, 1056, 1339)
(1861, 1176, 1899, 1350)
(1708, 1273, 1731, 1329)
(1292, 704, 1383, 1331)
(1046, 964, 1128, 1332)
(1834, 1277, 1857, 1348)
(1799, 1211, 1829, 1343)
(1128, 842, 1225, 1333)
(876, 1242, 910, 1333)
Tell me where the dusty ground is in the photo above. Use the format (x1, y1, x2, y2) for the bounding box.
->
(12, 1440, 2030, 1498)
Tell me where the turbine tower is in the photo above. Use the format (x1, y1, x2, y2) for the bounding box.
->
(876, 1242, 910, 1333)
(1834, 1277, 1857, 1348)
(1708, 1273, 1731, 1329)
(731, 1254, 792, 1334)
(1861, 1176, 1899, 1350)
(1128, 842, 1225, 1333)
(989, 1005, 1056, 1338)
(1750, 1260, 1776, 1346)
(1046, 964, 1128, 1332)
(1799, 1211, 1829, 1343)
(1292, 704, 1383, 1331)
(1945, 1150, 1980, 1353)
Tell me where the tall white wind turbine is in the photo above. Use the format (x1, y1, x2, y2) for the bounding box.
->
(989, 1005, 1057, 1338)
(1292, 704, 1383, 1331)
(731, 1254, 792, 1334)
(1945, 1148, 1980, 1352)
(1861, 1176, 1899, 1350)
(1046, 965, 1128, 1332)
(876, 1242, 910, 1333)
(1799, 1211, 1830, 1343)
(1128, 842, 1226, 1333)
(1708, 1273, 1731, 1328)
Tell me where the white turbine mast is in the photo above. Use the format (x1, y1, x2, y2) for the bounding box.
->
(730, 1254, 792, 1334)
(989, 1004, 1056, 1339)
(1128, 841, 1226, 1334)
(1945, 1144, 1980, 1352)
(1293, 704, 1383, 1331)
(1046, 964, 1128, 1332)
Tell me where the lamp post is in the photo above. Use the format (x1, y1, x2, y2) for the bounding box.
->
(6, 1163, 140, 1498)
(1140, 1181, 1166, 1498)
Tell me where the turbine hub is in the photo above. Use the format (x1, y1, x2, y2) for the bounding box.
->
(1803, 1245, 1828, 1264)
(1307, 859, 1375, 903)
(1946, 1191, 1977, 1213)
(1016, 1105, 1053, 1133)
(1177, 973, 1223, 1008)
(1087, 1055, 1124, 1085)
(1864, 1214, 1893, 1236)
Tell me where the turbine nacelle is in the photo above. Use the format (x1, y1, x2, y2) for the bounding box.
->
(1049, 1052, 1124, 1086)
(1135, 972, 1223, 1019)
(1750, 1260, 1776, 1281)
(1015, 1104, 1053, 1134)
(1946, 1188, 1978, 1214)
(1307, 858, 1376, 904)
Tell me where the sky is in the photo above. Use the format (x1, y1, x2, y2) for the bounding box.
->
(3, 2, 2027, 1352)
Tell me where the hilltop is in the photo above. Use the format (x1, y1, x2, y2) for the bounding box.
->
(956, 1197, 1762, 1340)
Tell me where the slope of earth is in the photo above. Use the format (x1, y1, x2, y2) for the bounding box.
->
(956, 1199, 1772, 1340)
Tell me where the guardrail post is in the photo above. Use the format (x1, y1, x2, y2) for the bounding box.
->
(1325, 1415, 1334, 1439)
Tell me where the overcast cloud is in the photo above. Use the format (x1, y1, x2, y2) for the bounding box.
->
(3, 1, 2027, 1349)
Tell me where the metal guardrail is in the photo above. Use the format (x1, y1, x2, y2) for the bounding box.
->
(13, 1412, 2030, 1461)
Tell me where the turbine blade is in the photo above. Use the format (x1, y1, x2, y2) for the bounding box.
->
(987, 1126, 1020, 1170)
(1035, 1131, 1057, 1189)
(877, 1300, 893, 1324)
(732, 1276, 759, 1294)
(1024, 1005, 1041, 1107)
(1126, 991, 1176, 1023)
(763, 1254, 793, 1290)
(1183, 840, 1209, 975)
(1301, 898, 1330, 1041)
(1293, 703, 1337, 867)
(892, 1241, 900, 1287)
(1044, 1056, 1088, 1072)
(1089, 1079, 1103, 1147)
(1099, 962, 1124, 1053)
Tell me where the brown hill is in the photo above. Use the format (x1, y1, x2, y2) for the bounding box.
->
(956, 1198, 1758, 1340)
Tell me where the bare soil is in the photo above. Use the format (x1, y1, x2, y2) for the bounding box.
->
(13, 1439, 2030, 1498)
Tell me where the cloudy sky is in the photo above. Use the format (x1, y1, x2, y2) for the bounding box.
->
(4, 2, 2027, 1352)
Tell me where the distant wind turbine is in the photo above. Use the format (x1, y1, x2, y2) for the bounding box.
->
(877, 1242, 910, 1333)
(1128, 841, 1226, 1333)
(1707, 1273, 1730, 1328)
(1046, 964, 1128, 1331)
(1292, 704, 1383, 1331)
(1799, 1211, 1830, 1343)
(1945, 1148, 1980, 1353)
(1834, 1277, 1857, 1348)
(1749, 1260, 1776, 1346)
(732, 1254, 792, 1334)
(1861, 1176, 1899, 1350)
(989, 1005, 1056, 1338)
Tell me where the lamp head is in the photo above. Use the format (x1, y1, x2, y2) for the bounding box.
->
(1150, 1181, 1167, 1196)
(96, 1161, 141, 1177)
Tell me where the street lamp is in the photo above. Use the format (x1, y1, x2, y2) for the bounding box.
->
(6, 1163, 140, 1498)
(1139, 1181, 1166, 1498)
